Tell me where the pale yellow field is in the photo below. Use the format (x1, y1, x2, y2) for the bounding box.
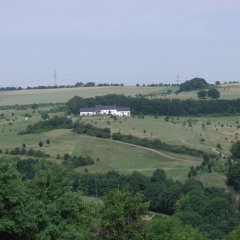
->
(0, 86, 166, 106)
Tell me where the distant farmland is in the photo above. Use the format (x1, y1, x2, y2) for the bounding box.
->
(0, 86, 168, 106)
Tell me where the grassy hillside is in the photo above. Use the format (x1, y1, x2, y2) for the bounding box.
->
(80, 115, 240, 154)
(0, 106, 228, 187)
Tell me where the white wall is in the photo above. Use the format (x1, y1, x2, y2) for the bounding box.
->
(80, 112, 95, 116)
(80, 109, 130, 116)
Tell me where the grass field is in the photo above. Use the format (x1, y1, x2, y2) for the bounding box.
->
(0, 86, 169, 106)
(0, 106, 230, 187)
(80, 115, 240, 154)
(150, 84, 240, 100)
(0, 114, 201, 181)
(0, 84, 239, 106)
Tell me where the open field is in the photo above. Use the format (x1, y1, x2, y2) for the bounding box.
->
(0, 86, 169, 106)
(0, 106, 230, 187)
(150, 84, 240, 100)
(1, 84, 239, 106)
(80, 115, 240, 155)
(0, 124, 200, 181)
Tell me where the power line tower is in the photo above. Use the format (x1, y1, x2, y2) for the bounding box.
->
(54, 69, 57, 86)
(176, 74, 180, 85)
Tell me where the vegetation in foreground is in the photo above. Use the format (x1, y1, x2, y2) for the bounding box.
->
(1, 156, 240, 239)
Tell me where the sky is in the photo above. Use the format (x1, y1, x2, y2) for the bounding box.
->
(0, 0, 240, 87)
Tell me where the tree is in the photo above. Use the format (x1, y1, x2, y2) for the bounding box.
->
(215, 81, 221, 85)
(179, 78, 209, 92)
(128, 171, 149, 194)
(41, 112, 50, 120)
(35, 192, 93, 240)
(94, 190, 148, 240)
(0, 157, 37, 239)
(230, 140, 240, 159)
(150, 169, 167, 182)
(46, 139, 50, 144)
(227, 163, 240, 192)
(226, 227, 240, 240)
(207, 88, 220, 99)
(31, 104, 38, 110)
(38, 141, 43, 147)
(197, 90, 207, 99)
(146, 217, 208, 240)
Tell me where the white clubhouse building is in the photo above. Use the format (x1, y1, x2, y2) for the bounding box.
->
(80, 105, 130, 117)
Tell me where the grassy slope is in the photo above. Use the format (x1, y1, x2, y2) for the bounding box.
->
(0, 107, 229, 186)
(81, 115, 240, 154)
(0, 109, 199, 181)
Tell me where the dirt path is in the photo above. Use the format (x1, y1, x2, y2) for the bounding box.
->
(106, 139, 198, 164)
(181, 138, 225, 156)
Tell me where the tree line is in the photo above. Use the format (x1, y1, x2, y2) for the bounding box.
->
(67, 94, 240, 116)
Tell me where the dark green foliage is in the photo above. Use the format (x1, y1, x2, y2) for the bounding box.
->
(227, 163, 240, 192)
(41, 112, 50, 120)
(144, 169, 182, 214)
(1, 156, 240, 239)
(74, 170, 128, 197)
(146, 216, 208, 240)
(150, 168, 167, 182)
(208, 88, 220, 99)
(9, 147, 50, 158)
(0, 157, 37, 239)
(73, 121, 111, 138)
(176, 179, 238, 239)
(62, 154, 94, 168)
(67, 94, 240, 116)
(16, 158, 37, 180)
(128, 171, 149, 194)
(226, 227, 240, 240)
(93, 190, 148, 240)
(179, 78, 209, 92)
(19, 116, 73, 134)
(230, 140, 240, 159)
(31, 103, 38, 110)
(197, 90, 208, 99)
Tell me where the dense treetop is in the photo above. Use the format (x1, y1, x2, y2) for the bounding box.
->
(179, 78, 210, 92)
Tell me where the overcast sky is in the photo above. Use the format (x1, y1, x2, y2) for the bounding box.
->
(0, 0, 240, 87)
